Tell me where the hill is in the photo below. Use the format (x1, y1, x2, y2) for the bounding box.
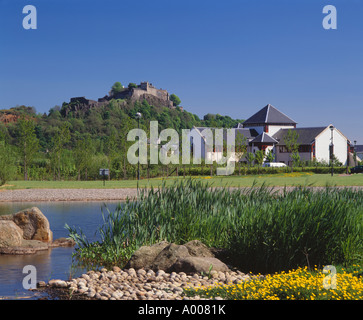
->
(0, 82, 244, 182)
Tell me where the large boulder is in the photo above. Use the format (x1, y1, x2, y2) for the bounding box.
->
(0, 220, 23, 247)
(0, 207, 74, 254)
(125, 241, 169, 270)
(150, 243, 191, 271)
(183, 240, 215, 258)
(171, 256, 230, 273)
(11, 207, 53, 243)
(126, 240, 231, 274)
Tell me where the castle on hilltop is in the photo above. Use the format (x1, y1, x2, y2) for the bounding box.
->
(69, 81, 175, 114)
(106, 81, 173, 108)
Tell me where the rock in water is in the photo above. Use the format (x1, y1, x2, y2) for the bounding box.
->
(11, 207, 53, 243)
(0, 207, 74, 255)
(0, 220, 23, 247)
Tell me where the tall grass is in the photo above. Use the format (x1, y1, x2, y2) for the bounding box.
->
(67, 179, 363, 273)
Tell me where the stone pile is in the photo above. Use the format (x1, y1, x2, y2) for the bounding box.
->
(44, 266, 252, 300)
(41, 240, 255, 300)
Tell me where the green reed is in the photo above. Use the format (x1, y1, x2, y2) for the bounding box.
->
(67, 179, 363, 272)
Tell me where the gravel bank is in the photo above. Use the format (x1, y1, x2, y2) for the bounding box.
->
(39, 266, 254, 300)
(1, 186, 363, 202)
(0, 188, 138, 202)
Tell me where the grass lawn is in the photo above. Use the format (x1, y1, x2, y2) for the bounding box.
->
(1, 172, 363, 189)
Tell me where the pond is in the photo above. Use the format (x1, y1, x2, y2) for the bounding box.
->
(0, 201, 120, 300)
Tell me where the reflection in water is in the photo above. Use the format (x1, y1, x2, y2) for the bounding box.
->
(0, 201, 120, 299)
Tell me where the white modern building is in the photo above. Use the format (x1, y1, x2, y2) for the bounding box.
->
(190, 104, 354, 166)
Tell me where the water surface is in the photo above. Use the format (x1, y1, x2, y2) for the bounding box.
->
(0, 201, 120, 299)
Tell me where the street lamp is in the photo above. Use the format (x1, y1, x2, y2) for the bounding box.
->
(354, 140, 357, 166)
(329, 125, 334, 176)
(136, 112, 142, 181)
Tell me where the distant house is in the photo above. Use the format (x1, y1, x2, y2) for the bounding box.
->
(189, 104, 353, 166)
(273, 126, 350, 166)
(355, 145, 363, 163)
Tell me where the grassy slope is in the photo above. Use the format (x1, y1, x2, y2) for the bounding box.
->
(1, 172, 363, 189)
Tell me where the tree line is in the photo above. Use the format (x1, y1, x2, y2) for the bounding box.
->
(0, 99, 245, 184)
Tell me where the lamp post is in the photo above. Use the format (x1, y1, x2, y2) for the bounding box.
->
(136, 112, 142, 181)
(354, 140, 357, 166)
(329, 125, 334, 176)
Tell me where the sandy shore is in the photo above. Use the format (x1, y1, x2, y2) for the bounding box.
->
(0, 186, 363, 202)
(0, 188, 139, 202)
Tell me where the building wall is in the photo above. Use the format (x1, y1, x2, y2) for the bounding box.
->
(134, 82, 170, 102)
(275, 149, 312, 165)
(244, 124, 295, 136)
(267, 125, 294, 136)
(315, 128, 348, 165)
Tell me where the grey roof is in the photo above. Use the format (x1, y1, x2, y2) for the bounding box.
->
(273, 127, 326, 145)
(235, 128, 259, 139)
(243, 104, 297, 126)
(355, 145, 363, 153)
(193, 127, 258, 145)
(251, 132, 278, 144)
(195, 127, 257, 138)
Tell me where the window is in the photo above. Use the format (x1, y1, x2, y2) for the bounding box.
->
(279, 146, 288, 153)
(298, 145, 311, 153)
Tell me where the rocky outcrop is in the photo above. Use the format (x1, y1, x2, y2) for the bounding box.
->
(0, 207, 75, 254)
(126, 240, 230, 274)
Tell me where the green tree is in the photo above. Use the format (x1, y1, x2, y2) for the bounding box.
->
(0, 138, 16, 185)
(104, 130, 119, 180)
(128, 83, 138, 89)
(284, 129, 300, 172)
(50, 122, 71, 180)
(255, 150, 265, 173)
(111, 82, 123, 95)
(119, 116, 134, 179)
(235, 131, 248, 175)
(17, 117, 40, 180)
(266, 149, 275, 163)
(170, 94, 181, 107)
(74, 135, 94, 180)
(291, 152, 301, 167)
(246, 152, 255, 169)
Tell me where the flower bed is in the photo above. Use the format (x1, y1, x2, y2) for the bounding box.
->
(183, 265, 363, 300)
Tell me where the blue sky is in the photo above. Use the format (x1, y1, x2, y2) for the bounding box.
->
(1, 0, 363, 143)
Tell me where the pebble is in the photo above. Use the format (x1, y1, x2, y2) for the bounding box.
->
(45, 267, 253, 300)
